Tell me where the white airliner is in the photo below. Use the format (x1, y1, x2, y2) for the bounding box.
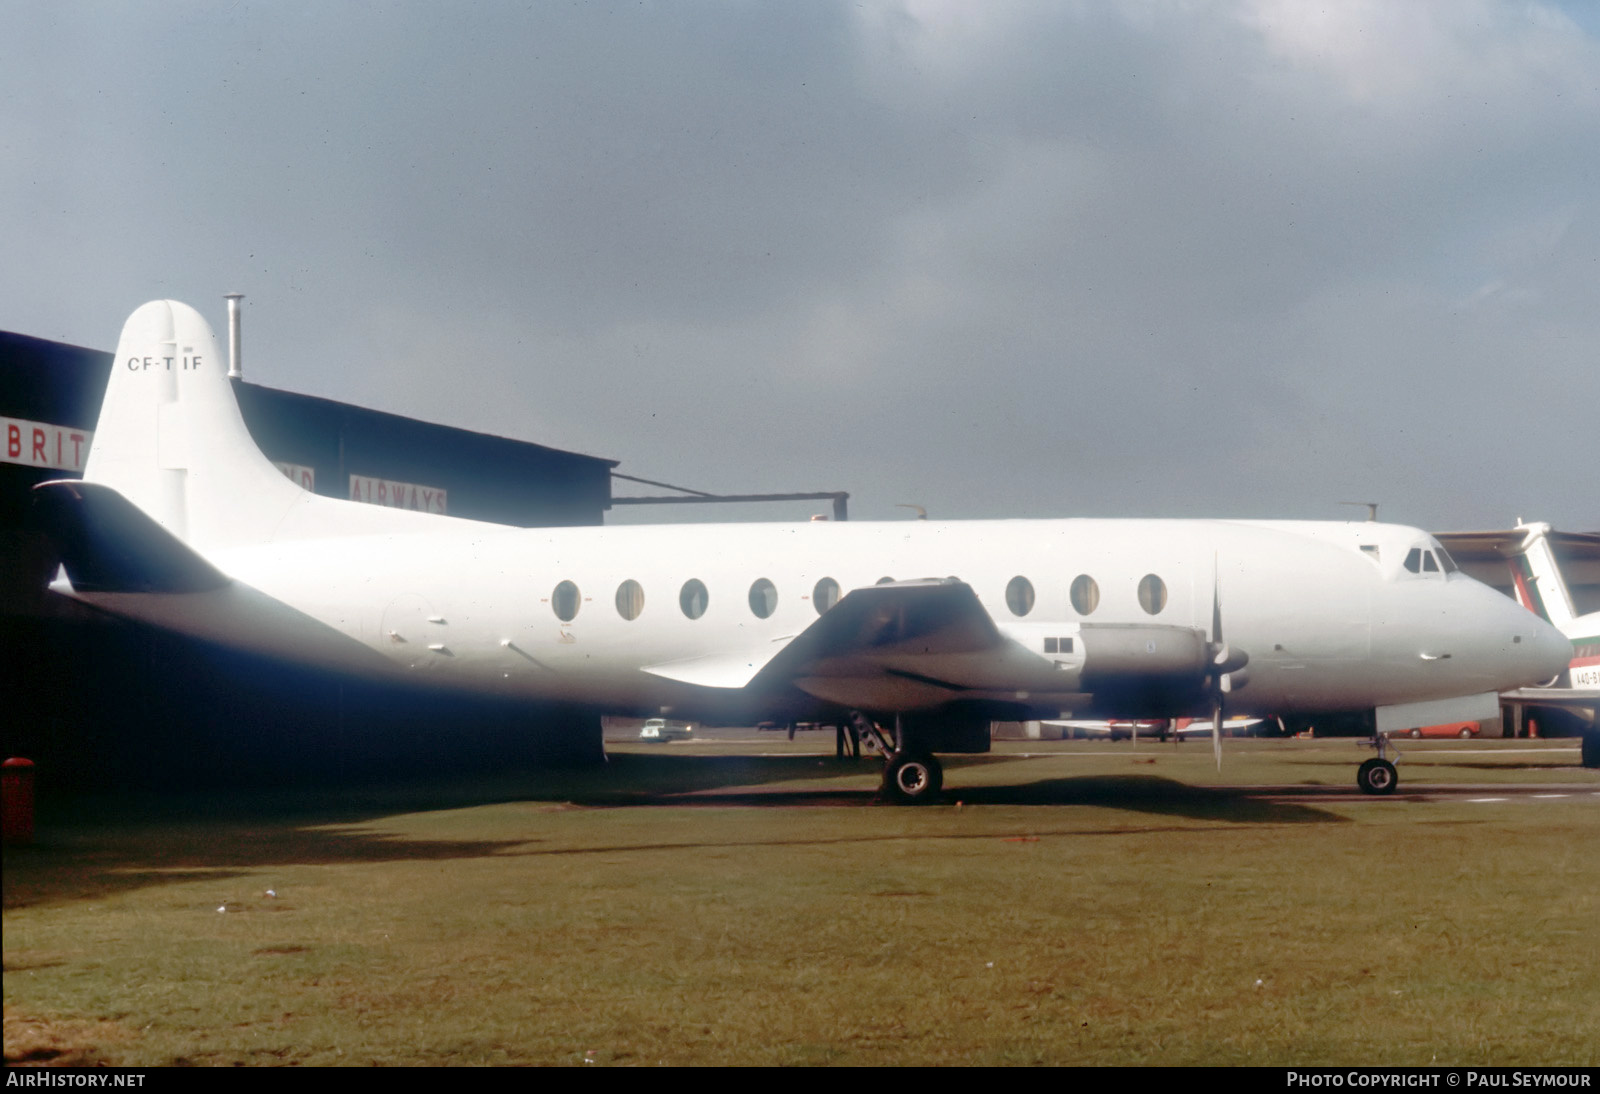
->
(32, 301, 1573, 800)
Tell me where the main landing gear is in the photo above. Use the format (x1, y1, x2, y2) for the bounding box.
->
(851, 711, 944, 804)
(1357, 732, 1400, 796)
(883, 751, 943, 803)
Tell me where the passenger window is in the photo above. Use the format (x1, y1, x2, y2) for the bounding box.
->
(748, 578, 778, 619)
(1137, 574, 1167, 615)
(812, 577, 840, 614)
(615, 579, 644, 621)
(1070, 575, 1100, 616)
(1404, 548, 1422, 574)
(679, 579, 709, 620)
(551, 580, 580, 622)
(1006, 576, 1035, 617)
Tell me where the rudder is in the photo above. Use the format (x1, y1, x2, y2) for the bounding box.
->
(83, 300, 306, 550)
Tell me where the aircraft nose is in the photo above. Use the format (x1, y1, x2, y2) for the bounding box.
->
(1466, 582, 1572, 689)
(1529, 612, 1574, 682)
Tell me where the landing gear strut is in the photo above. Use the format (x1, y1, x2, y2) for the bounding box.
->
(851, 711, 945, 804)
(1357, 732, 1399, 795)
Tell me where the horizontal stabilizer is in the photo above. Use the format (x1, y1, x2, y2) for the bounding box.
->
(33, 480, 392, 675)
(32, 480, 229, 594)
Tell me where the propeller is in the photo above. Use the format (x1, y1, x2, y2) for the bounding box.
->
(1206, 557, 1250, 772)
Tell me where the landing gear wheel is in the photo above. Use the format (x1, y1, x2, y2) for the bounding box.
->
(1357, 757, 1398, 796)
(883, 752, 943, 804)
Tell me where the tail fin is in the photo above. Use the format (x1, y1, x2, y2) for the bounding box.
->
(81, 300, 472, 549)
(82, 300, 305, 550)
(1510, 521, 1578, 631)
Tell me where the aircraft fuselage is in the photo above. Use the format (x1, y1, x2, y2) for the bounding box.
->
(209, 514, 1562, 725)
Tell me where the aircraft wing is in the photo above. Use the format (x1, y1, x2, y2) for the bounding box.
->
(646, 578, 1211, 714)
(1500, 687, 1597, 711)
(643, 579, 1023, 704)
(1435, 528, 1600, 560)
(645, 578, 1050, 706)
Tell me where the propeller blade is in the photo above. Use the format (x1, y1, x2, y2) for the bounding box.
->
(1211, 558, 1225, 772)
(1212, 554, 1223, 647)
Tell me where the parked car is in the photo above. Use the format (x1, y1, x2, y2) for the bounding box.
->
(639, 718, 693, 742)
(1392, 721, 1481, 739)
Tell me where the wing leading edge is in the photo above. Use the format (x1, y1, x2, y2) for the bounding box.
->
(645, 579, 1217, 715)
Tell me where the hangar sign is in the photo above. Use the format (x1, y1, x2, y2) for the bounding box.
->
(4, 415, 93, 472)
(350, 474, 447, 514)
(275, 462, 315, 490)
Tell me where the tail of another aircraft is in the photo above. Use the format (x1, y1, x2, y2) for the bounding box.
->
(1508, 522, 1579, 632)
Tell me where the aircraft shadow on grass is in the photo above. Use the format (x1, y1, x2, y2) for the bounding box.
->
(5, 753, 1344, 911)
(564, 752, 1346, 832)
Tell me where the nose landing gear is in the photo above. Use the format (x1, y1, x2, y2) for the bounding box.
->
(1358, 732, 1400, 795)
(1357, 756, 1398, 795)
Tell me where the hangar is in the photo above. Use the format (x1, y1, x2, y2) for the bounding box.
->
(2, 324, 618, 786)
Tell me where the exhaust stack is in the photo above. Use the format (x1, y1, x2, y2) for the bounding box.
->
(224, 293, 244, 379)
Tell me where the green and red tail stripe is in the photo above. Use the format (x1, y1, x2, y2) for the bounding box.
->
(1570, 637, 1600, 670)
(1510, 553, 1549, 621)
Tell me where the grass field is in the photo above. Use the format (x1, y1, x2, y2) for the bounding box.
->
(5, 736, 1598, 1066)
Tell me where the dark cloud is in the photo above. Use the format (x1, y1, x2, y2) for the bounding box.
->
(2, 1, 1595, 530)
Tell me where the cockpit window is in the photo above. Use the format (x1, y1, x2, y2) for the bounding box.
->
(1404, 548, 1423, 574)
(1436, 547, 1459, 573)
(1422, 551, 1439, 573)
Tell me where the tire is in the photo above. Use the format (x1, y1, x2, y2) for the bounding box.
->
(883, 752, 943, 804)
(1357, 758, 1398, 796)
(1458, 727, 1474, 739)
(1408, 728, 1422, 739)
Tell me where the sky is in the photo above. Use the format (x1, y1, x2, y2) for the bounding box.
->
(3, 1, 1596, 531)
